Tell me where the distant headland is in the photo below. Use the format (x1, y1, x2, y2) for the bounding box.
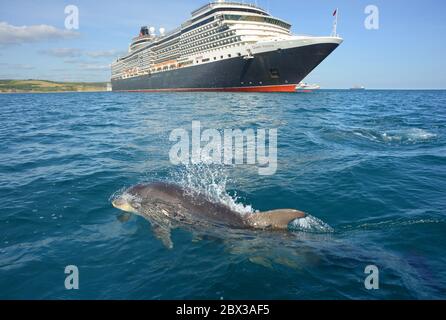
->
(0, 80, 110, 93)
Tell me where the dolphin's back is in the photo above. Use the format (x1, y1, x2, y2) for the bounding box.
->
(132, 182, 306, 231)
(147, 183, 248, 228)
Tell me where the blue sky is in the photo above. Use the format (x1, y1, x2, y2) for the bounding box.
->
(0, 0, 445, 88)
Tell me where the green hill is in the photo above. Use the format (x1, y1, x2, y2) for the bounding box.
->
(0, 80, 109, 93)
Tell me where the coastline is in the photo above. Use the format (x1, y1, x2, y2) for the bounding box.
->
(0, 90, 109, 94)
(0, 79, 109, 94)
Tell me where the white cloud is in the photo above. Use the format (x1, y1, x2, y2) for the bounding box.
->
(85, 49, 125, 58)
(0, 22, 79, 45)
(64, 59, 83, 64)
(79, 63, 111, 71)
(39, 48, 83, 57)
(0, 63, 34, 70)
(38, 48, 124, 59)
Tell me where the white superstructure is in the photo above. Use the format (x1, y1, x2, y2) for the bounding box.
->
(112, 1, 300, 80)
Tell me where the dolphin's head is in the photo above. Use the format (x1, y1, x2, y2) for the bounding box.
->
(112, 183, 180, 214)
(112, 184, 149, 213)
(112, 196, 138, 213)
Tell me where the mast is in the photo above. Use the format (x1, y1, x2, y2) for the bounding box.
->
(332, 8, 338, 37)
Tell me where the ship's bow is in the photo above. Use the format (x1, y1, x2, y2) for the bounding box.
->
(245, 36, 343, 92)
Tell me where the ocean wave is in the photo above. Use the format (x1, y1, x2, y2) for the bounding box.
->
(353, 128, 437, 145)
(381, 128, 437, 143)
(338, 217, 445, 232)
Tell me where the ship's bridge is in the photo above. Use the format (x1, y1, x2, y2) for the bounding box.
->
(191, 1, 270, 20)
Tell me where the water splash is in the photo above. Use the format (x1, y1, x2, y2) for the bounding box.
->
(109, 185, 129, 203)
(169, 163, 255, 216)
(289, 215, 334, 233)
(109, 185, 142, 207)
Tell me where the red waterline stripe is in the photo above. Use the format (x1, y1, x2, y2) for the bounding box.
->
(116, 84, 297, 93)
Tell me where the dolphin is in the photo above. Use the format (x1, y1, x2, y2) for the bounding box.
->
(112, 182, 306, 249)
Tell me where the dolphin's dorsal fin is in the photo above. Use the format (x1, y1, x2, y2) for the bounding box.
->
(247, 209, 306, 230)
(152, 225, 173, 249)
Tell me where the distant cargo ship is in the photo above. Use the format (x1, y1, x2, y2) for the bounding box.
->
(111, 1, 343, 93)
(295, 82, 321, 92)
(350, 85, 366, 91)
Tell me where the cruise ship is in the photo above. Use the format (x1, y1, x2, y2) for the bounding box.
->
(111, 1, 343, 92)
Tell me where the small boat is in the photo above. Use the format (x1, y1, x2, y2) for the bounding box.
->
(350, 85, 366, 91)
(295, 82, 321, 92)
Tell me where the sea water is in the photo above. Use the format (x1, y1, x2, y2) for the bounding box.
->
(0, 90, 445, 299)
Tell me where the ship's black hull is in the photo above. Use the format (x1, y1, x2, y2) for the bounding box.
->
(111, 43, 339, 92)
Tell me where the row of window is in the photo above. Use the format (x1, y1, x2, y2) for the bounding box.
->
(183, 36, 241, 56)
(182, 30, 236, 50)
(190, 7, 268, 24)
(112, 49, 247, 79)
(182, 17, 216, 35)
(118, 39, 246, 73)
(223, 14, 291, 30)
(153, 21, 222, 61)
(182, 24, 225, 44)
(207, 52, 242, 61)
(113, 14, 290, 77)
(122, 13, 288, 71)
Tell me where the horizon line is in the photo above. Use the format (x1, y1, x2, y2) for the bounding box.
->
(0, 78, 445, 91)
